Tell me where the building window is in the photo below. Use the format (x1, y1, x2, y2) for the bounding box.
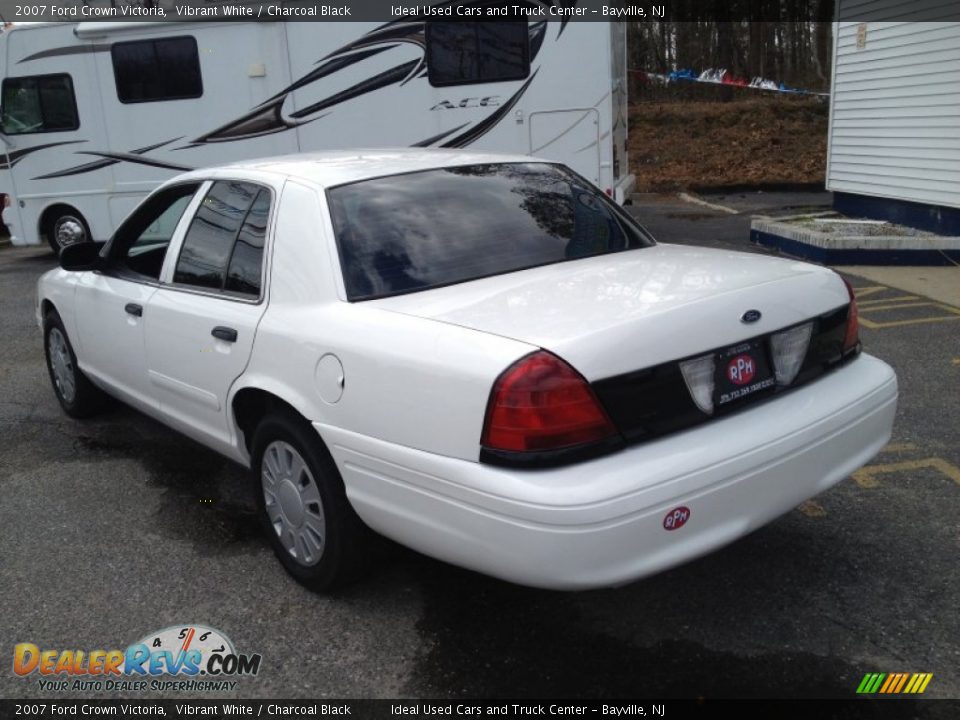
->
(112, 36, 203, 103)
(426, 22, 529, 87)
(1, 74, 79, 135)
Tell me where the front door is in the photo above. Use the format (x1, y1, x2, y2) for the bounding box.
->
(74, 183, 203, 413)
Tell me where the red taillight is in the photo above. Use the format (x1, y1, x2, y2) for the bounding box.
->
(481, 351, 617, 453)
(842, 277, 860, 352)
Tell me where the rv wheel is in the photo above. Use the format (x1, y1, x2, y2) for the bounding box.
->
(46, 211, 90, 254)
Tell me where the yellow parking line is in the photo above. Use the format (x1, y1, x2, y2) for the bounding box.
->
(853, 458, 960, 489)
(859, 315, 960, 330)
(858, 296, 921, 307)
(797, 500, 827, 517)
(854, 298, 960, 329)
(850, 286, 889, 298)
(881, 443, 917, 453)
(860, 316, 960, 329)
(858, 302, 940, 313)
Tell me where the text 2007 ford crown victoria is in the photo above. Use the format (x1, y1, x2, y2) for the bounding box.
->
(37, 150, 898, 590)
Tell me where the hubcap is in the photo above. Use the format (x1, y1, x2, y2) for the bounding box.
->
(261, 440, 326, 567)
(55, 217, 85, 248)
(48, 328, 76, 404)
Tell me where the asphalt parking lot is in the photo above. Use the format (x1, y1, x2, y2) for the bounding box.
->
(1, 192, 958, 709)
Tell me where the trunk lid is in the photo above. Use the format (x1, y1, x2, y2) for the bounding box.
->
(367, 244, 848, 380)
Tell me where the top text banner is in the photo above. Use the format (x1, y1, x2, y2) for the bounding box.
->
(2, 0, 958, 23)
(7, 0, 651, 23)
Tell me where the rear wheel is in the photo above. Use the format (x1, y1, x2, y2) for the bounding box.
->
(251, 412, 371, 591)
(43, 311, 108, 418)
(45, 210, 90, 254)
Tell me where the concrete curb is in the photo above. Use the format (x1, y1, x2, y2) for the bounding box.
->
(750, 216, 960, 266)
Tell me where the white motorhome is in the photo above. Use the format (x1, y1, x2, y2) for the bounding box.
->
(0, 18, 632, 251)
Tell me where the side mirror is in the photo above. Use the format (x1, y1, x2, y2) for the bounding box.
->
(59, 241, 104, 271)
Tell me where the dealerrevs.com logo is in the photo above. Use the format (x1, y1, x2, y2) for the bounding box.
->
(13, 625, 262, 692)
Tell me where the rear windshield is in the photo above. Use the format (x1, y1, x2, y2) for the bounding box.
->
(327, 163, 653, 301)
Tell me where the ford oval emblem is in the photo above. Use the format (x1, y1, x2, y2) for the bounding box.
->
(663, 506, 690, 531)
(741, 309, 762, 324)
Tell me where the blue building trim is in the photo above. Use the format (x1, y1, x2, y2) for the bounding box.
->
(833, 192, 960, 236)
(750, 230, 960, 266)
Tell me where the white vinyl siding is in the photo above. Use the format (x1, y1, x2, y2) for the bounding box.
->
(826, 19, 960, 209)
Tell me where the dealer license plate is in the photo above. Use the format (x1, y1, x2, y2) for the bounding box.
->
(714, 340, 776, 407)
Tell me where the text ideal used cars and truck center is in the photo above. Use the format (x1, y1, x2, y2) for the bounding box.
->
(37, 150, 898, 591)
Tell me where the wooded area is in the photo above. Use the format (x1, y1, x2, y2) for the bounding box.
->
(630, 5, 836, 90)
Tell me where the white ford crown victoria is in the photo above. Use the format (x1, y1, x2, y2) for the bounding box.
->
(37, 150, 898, 591)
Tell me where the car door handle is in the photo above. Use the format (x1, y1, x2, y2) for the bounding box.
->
(124, 303, 143, 317)
(211, 326, 238, 343)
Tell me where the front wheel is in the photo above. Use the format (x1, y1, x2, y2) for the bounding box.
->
(44, 311, 108, 418)
(251, 413, 371, 591)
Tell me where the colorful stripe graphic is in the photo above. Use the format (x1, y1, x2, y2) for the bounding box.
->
(857, 672, 933, 694)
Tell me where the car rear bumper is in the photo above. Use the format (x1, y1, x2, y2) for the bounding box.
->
(317, 353, 897, 590)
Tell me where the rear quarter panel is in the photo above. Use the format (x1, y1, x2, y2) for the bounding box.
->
(242, 304, 537, 461)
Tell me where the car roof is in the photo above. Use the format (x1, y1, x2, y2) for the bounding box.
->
(175, 149, 549, 189)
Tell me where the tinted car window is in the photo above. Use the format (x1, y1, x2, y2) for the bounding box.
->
(1, 74, 79, 134)
(112, 37, 202, 103)
(327, 163, 652, 301)
(174, 181, 259, 292)
(426, 22, 529, 86)
(224, 189, 270, 297)
(112, 184, 200, 280)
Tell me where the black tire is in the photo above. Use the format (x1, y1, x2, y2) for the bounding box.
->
(43, 311, 108, 418)
(45, 210, 91, 255)
(251, 412, 371, 591)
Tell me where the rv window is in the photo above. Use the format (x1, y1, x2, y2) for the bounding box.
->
(1, 74, 79, 135)
(174, 181, 268, 298)
(426, 22, 529, 87)
(112, 36, 203, 103)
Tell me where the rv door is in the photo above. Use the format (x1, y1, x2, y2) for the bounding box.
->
(528, 109, 600, 187)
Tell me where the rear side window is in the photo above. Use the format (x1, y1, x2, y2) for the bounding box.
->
(426, 22, 529, 86)
(174, 181, 269, 298)
(112, 36, 202, 103)
(225, 189, 269, 296)
(327, 163, 652, 301)
(1, 74, 79, 134)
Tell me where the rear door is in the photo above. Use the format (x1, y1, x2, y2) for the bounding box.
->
(144, 179, 273, 450)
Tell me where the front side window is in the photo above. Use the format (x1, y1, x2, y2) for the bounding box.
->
(327, 163, 653, 301)
(112, 36, 202, 103)
(111, 183, 201, 280)
(426, 22, 529, 87)
(1, 74, 79, 135)
(174, 181, 269, 298)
